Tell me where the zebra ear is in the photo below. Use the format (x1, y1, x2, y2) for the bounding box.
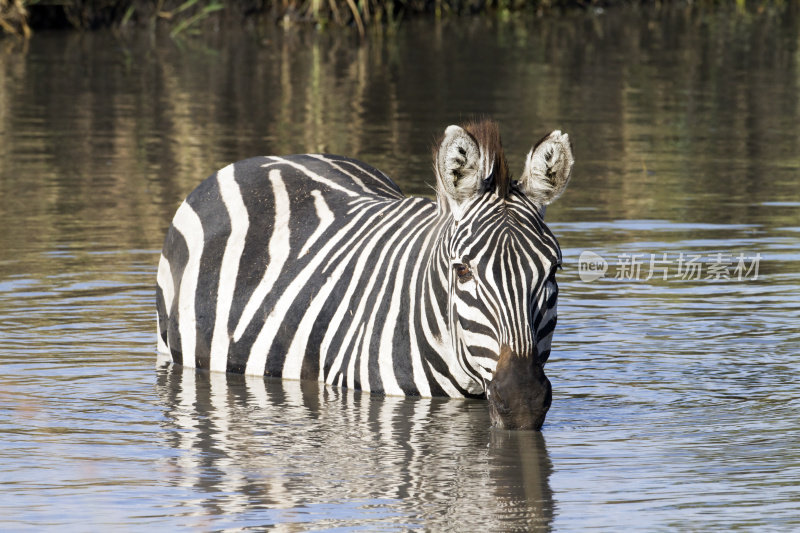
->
(435, 125, 483, 219)
(519, 130, 574, 209)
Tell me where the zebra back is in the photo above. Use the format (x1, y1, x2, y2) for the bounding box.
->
(157, 120, 574, 430)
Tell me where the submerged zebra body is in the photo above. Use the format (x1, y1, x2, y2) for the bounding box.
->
(157, 120, 574, 429)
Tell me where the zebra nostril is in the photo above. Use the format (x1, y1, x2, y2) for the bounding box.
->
(488, 382, 510, 414)
(487, 346, 551, 430)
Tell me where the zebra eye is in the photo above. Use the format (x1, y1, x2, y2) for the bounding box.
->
(454, 263, 473, 282)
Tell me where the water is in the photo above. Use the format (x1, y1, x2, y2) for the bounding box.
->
(2, 5, 800, 530)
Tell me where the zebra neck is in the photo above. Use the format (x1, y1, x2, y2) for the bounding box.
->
(407, 215, 482, 398)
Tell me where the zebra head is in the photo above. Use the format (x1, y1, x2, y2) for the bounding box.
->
(434, 121, 574, 430)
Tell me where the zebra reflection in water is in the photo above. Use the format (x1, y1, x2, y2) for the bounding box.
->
(157, 119, 573, 429)
(155, 365, 554, 529)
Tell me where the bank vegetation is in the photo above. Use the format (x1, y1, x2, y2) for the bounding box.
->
(0, 0, 800, 38)
(0, 0, 795, 38)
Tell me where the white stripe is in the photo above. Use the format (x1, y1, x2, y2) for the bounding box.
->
(210, 165, 249, 373)
(376, 217, 434, 396)
(322, 202, 422, 389)
(406, 236, 437, 398)
(513, 250, 535, 351)
(426, 359, 463, 397)
(157, 254, 175, 316)
(156, 254, 174, 356)
(236, 170, 291, 343)
(309, 154, 405, 199)
(348, 324, 366, 390)
(306, 154, 374, 195)
(377, 295, 405, 396)
(172, 201, 204, 367)
(265, 157, 360, 197)
(350, 204, 433, 395)
(268, 206, 380, 380)
(536, 283, 557, 356)
(297, 190, 333, 258)
(370, 201, 437, 394)
(251, 196, 398, 380)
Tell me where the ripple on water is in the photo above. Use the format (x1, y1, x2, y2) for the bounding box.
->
(2, 9, 800, 530)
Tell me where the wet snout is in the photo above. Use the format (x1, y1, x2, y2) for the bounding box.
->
(487, 345, 552, 430)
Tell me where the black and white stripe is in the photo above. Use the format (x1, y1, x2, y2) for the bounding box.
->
(157, 121, 573, 407)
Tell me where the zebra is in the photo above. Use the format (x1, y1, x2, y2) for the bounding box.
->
(156, 119, 573, 430)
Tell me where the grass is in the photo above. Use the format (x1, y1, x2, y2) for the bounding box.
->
(1, 0, 797, 37)
(0, 0, 31, 37)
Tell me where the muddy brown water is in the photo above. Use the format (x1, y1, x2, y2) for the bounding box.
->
(1, 6, 799, 530)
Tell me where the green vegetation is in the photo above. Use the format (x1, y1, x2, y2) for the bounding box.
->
(0, 1, 30, 37)
(1, 0, 797, 38)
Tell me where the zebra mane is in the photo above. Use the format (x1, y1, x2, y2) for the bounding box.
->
(433, 119, 512, 201)
(462, 119, 511, 199)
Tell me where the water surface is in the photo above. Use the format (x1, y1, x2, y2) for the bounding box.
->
(1, 5, 799, 530)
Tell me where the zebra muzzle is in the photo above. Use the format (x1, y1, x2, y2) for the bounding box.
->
(487, 345, 552, 431)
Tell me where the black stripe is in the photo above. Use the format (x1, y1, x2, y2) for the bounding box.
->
(187, 175, 231, 370)
(162, 226, 188, 366)
(159, 152, 565, 402)
(537, 316, 557, 346)
(155, 284, 168, 350)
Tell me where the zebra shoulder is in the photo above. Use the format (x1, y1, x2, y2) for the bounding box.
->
(263, 154, 406, 200)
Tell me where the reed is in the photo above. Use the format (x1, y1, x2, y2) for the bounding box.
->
(7, 0, 571, 37)
(0, 0, 30, 37)
(1, 0, 797, 38)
